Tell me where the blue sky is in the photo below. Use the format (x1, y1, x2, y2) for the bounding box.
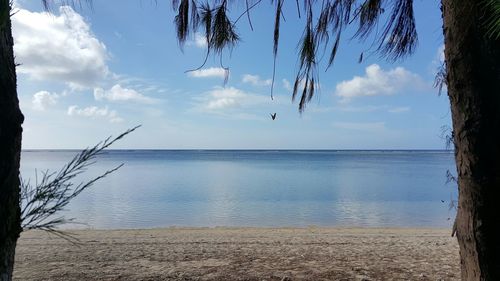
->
(13, 0, 450, 149)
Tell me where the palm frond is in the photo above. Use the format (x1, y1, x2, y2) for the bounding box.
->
(354, 0, 384, 39)
(327, 32, 342, 68)
(273, 0, 283, 57)
(294, 15, 319, 112)
(482, 0, 500, 39)
(188, 0, 200, 30)
(211, 4, 239, 54)
(377, 0, 417, 60)
(174, 0, 190, 47)
(200, 2, 212, 45)
(271, 0, 284, 99)
(434, 62, 447, 96)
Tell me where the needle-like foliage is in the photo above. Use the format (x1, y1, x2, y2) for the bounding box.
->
(483, 0, 500, 39)
(377, 0, 417, 60)
(20, 126, 139, 239)
(172, 0, 419, 112)
(434, 62, 447, 96)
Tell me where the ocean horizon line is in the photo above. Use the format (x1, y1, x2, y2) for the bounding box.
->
(22, 148, 454, 152)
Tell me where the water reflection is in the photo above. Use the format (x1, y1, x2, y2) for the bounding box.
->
(20, 150, 457, 229)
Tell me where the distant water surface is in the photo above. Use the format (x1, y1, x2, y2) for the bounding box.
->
(20, 150, 457, 229)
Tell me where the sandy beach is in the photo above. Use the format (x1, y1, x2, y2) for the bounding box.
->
(14, 227, 459, 281)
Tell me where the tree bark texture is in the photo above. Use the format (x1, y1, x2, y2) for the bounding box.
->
(0, 1, 24, 280)
(442, 0, 500, 280)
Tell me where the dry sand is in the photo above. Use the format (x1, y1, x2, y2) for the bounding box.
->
(14, 227, 459, 281)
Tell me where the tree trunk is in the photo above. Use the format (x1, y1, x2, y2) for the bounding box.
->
(0, 1, 24, 280)
(441, 1, 500, 280)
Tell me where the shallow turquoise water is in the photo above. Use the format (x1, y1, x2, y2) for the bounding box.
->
(20, 150, 457, 229)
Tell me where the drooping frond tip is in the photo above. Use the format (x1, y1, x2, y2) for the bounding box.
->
(173, 0, 191, 47)
(355, 0, 384, 39)
(174, 0, 240, 51)
(377, 0, 417, 60)
(212, 4, 239, 54)
(294, 17, 319, 113)
(271, 0, 284, 100)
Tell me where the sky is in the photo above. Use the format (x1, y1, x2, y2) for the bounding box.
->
(12, 0, 450, 149)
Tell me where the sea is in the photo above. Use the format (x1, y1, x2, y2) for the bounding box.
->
(20, 150, 457, 229)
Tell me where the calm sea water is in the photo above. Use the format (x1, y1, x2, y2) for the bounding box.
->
(20, 150, 457, 229)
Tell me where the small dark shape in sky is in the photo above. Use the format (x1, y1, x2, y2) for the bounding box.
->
(270, 113, 277, 120)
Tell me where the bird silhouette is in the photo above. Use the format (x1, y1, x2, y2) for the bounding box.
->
(270, 113, 277, 120)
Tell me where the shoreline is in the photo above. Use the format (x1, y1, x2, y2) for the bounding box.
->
(50, 225, 454, 231)
(15, 227, 459, 280)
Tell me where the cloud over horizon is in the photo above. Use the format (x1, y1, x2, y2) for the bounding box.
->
(67, 105, 122, 123)
(187, 67, 227, 79)
(194, 86, 268, 115)
(332, 121, 386, 132)
(335, 64, 421, 103)
(282, 79, 292, 91)
(32, 91, 58, 111)
(186, 32, 208, 48)
(94, 84, 156, 104)
(242, 74, 272, 86)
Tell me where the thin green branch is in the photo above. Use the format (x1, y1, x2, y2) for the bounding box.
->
(20, 126, 140, 236)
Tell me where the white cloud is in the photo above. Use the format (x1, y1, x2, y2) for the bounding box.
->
(281, 78, 319, 93)
(207, 97, 239, 110)
(196, 86, 268, 112)
(335, 105, 411, 113)
(388, 106, 410, 113)
(94, 84, 156, 104)
(206, 87, 244, 110)
(242, 74, 272, 86)
(32, 91, 58, 111)
(335, 64, 421, 103)
(282, 79, 292, 91)
(186, 32, 207, 48)
(12, 6, 109, 89)
(436, 44, 445, 64)
(187, 67, 227, 79)
(337, 105, 383, 113)
(67, 105, 122, 123)
(332, 121, 386, 132)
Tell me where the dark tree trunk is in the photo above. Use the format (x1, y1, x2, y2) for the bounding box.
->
(442, 0, 500, 280)
(0, 1, 24, 280)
